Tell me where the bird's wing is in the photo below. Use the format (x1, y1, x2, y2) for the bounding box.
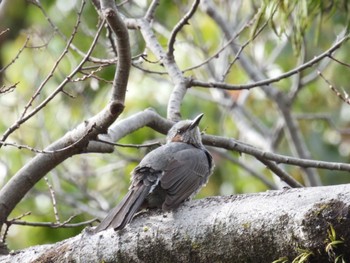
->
(160, 148, 210, 210)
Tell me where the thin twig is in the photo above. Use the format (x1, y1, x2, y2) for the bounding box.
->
(328, 54, 350, 68)
(0, 12, 104, 145)
(0, 0, 130, 235)
(204, 135, 350, 172)
(318, 71, 350, 105)
(256, 157, 303, 188)
(0, 82, 18, 94)
(6, 217, 98, 228)
(183, 16, 254, 73)
(214, 149, 278, 190)
(30, 0, 104, 62)
(106, 25, 118, 57)
(0, 28, 9, 36)
(19, 2, 86, 120)
(44, 177, 60, 223)
(221, 8, 271, 81)
(144, 0, 160, 22)
(96, 138, 162, 148)
(190, 34, 349, 90)
(167, 0, 200, 58)
(0, 37, 29, 73)
(0, 123, 97, 153)
(74, 66, 104, 82)
(132, 62, 168, 75)
(294, 113, 350, 134)
(1, 212, 31, 242)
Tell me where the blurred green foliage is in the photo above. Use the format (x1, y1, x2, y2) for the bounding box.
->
(0, 0, 350, 250)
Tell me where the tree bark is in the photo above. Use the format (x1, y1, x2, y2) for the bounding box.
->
(1, 184, 350, 262)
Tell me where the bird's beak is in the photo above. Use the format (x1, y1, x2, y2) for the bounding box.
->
(189, 113, 204, 130)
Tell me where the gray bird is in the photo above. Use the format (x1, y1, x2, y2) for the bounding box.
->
(94, 113, 214, 232)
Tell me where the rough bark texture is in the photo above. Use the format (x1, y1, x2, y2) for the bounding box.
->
(1, 184, 350, 262)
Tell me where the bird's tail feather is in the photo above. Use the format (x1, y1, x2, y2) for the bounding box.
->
(94, 184, 151, 233)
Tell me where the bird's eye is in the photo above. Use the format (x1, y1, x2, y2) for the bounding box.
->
(177, 127, 186, 134)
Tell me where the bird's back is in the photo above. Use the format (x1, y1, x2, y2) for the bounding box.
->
(137, 142, 198, 170)
(134, 141, 213, 210)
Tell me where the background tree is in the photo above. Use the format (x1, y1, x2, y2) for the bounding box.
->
(1, 0, 350, 261)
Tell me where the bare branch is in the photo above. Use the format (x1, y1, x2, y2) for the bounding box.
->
(167, 0, 200, 58)
(1, 0, 350, 257)
(201, 0, 332, 186)
(96, 139, 162, 149)
(74, 66, 104, 82)
(190, 33, 349, 91)
(137, 19, 188, 120)
(144, 0, 160, 22)
(1, 212, 31, 243)
(0, 37, 29, 74)
(0, 82, 18, 95)
(101, 0, 131, 103)
(88, 108, 171, 153)
(214, 149, 278, 190)
(4, 185, 350, 262)
(329, 54, 350, 68)
(0, 28, 9, 36)
(44, 177, 60, 223)
(6, 217, 97, 228)
(31, 0, 107, 63)
(0, 1, 89, 145)
(204, 135, 350, 172)
(94, 111, 350, 178)
(256, 157, 303, 188)
(318, 71, 350, 105)
(0, 0, 131, 233)
(182, 15, 255, 73)
(221, 9, 271, 82)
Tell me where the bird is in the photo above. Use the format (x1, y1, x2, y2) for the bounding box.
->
(94, 113, 214, 232)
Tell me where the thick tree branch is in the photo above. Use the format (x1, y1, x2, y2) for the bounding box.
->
(137, 18, 189, 121)
(87, 108, 171, 153)
(1, 185, 350, 262)
(101, 0, 131, 103)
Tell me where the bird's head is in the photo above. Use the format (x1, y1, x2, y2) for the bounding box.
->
(166, 113, 204, 147)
